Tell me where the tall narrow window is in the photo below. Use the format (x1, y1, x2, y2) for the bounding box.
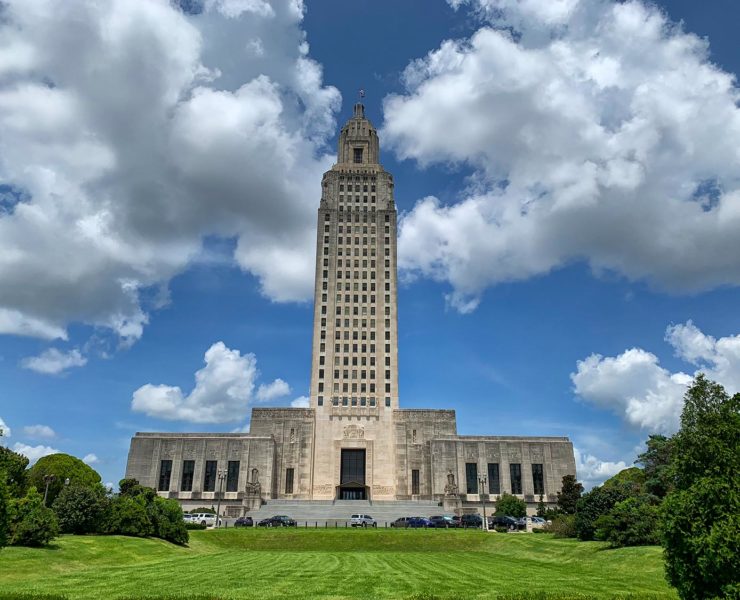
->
(203, 460, 217, 492)
(180, 460, 195, 492)
(158, 460, 172, 491)
(488, 463, 500, 495)
(285, 468, 295, 494)
(532, 463, 545, 495)
(226, 460, 240, 492)
(466, 463, 478, 494)
(510, 463, 522, 495)
(411, 469, 420, 495)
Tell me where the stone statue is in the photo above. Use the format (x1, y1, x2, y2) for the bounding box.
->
(245, 468, 261, 496)
(444, 470, 459, 497)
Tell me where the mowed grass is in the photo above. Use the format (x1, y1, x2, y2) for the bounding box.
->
(0, 529, 677, 600)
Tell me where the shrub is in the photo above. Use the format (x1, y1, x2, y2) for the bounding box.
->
(494, 493, 527, 518)
(0, 447, 29, 499)
(532, 527, 546, 534)
(149, 497, 188, 546)
(593, 495, 659, 547)
(660, 375, 740, 600)
(8, 487, 59, 547)
(0, 471, 8, 548)
(494, 526, 509, 533)
(28, 454, 101, 506)
(52, 484, 108, 534)
(102, 495, 153, 538)
(545, 514, 576, 538)
(574, 474, 636, 541)
(185, 522, 207, 530)
(188, 507, 215, 514)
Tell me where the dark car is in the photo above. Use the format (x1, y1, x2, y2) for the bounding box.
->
(257, 515, 297, 527)
(234, 516, 253, 528)
(429, 515, 457, 528)
(489, 515, 522, 530)
(391, 517, 412, 528)
(459, 514, 483, 528)
(407, 517, 432, 528)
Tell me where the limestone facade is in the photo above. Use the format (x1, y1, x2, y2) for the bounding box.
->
(125, 103, 577, 514)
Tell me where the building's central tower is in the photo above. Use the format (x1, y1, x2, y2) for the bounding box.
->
(308, 102, 399, 500)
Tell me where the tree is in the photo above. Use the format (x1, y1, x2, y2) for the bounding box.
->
(661, 375, 740, 600)
(53, 484, 108, 534)
(536, 494, 547, 517)
(637, 435, 675, 498)
(574, 469, 639, 541)
(102, 495, 153, 538)
(494, 493, 526, 518)
(556, 474, 584, 514)
(28, 454, 101, 506)
(8, 486, 59, 547)
(149, 497, 188, 546)
(0, 472, 8, 549)
(0, 446, 29, 499)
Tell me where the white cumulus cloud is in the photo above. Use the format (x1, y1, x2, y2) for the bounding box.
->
(256, 378, 291, 402)
(13, 442, 58, 465)
(82, 453, 99, 465)
(572, 321, 740, 434)
(290, 396, 310, 408)
(574, 447, 628, 490)
(21, 349, 87, 375)
(0, 417, 11, 441)
(384, 0, 740, 311)
(0, 0, 339, 345)
(131, 341, 290, 423)
(22, 424, 56, 439)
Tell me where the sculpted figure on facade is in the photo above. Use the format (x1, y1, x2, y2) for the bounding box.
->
(444, 470, 459, 497)
(244, 467, 261, 496)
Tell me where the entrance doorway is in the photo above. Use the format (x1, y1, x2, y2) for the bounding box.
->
(339, 449, 366, 500)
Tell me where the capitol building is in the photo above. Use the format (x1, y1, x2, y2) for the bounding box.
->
(126, 103, 576, 516)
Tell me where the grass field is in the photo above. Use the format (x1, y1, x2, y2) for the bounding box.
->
(0, 529, 678, 600)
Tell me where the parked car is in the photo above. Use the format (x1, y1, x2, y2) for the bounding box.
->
(489, 515, 522, 530)
(530, 516, 547, 528)
(257, 515, 297, 527)
(350, 514, 377, 528)
(407, 517, 432, 528)
(182, 513, 195, 523)
(391, 517, 412, 528)
(191, 513, 222, 527)
(234, 516, 254, 528)
(459, 514, 483, 528)
(429, 515, 458, 528)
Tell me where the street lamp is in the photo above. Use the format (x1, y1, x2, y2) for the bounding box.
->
(43, 474, 56, 506)
(215, 468, 227, 528)
(478, 474, 488, 531)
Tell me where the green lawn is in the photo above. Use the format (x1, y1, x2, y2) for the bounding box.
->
(0, 529, 677, 600)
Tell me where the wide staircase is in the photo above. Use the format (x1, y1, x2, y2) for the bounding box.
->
(245, 499, 443, 527)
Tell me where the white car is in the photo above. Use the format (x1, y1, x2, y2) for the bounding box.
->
(350, 514, 377, 528)
(190, 513, 222, 527)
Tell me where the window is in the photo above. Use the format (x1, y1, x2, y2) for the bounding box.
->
(353, 148, 363, 163)
(466, 463, 479, 494)
(532, 463, 545, 495)
(226, 460, 240, 492)
(510, 463, 522, 494)
(158, 460, 172, 491)
(203, 460, 217, 492)
(181, 460, 195, 492)
(285, 468, 294, 495)
(412, 469, 420, 495)
(385, 397, 391, 407)
(318, 396, 323, 406)
(488, 463, 500, 495)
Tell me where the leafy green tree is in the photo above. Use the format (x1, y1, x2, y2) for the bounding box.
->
(594, 495, 660, 547)
(0, 471, 8, 549)
(661, 375, 740, 600)
(536, 494, 547, 517)
(545, 514, 576, 538)
(52, 484, 108, 534)
(556, 474, 584, 514)
(0, 446, 29, 499)
(574, 470, 638, 541)
(102, 495, 153, 538)
(8, 486, 59, 547)
(494, 493, 526, 518)
(149, 497, 188, 546)
(637, 435, 675, 498)
(28, 454, 101, 506)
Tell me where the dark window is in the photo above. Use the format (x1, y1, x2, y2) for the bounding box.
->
(341, 449, 365, 484)
(466, 463, 478, 494)
(532, 463, 545, 495)
(510, 463, 522, 494)
(385, 397, 391, 407)
(158, 460, 172, 491)
(285, 468, 294, 494)
(317, 396, 323, 406)
(488, 463, 500, 495)
(353, 148, 363, 163)
(226, 460, 239, 492)
(411, 469, 420, 495)
(181, 460, 195, 492)
(203, 460, 217, 492)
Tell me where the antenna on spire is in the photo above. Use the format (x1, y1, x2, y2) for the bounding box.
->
(358, 88, 365, 99)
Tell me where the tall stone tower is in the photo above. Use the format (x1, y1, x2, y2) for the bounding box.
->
(308, 102, 399, 500)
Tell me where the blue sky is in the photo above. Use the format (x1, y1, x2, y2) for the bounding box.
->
(1, 0, 739, 489)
